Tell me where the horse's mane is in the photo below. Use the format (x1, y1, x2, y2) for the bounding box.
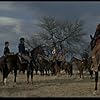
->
(31, 45, 45, 56)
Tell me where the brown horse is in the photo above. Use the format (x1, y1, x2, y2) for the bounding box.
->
(71, 57, 85, 78)
(90, 34, 100, 94)
(49, 59, 61, 76)
(31, 45, 45, 60)
(36, 54, 50, 75)
(62, 61, 73, 77)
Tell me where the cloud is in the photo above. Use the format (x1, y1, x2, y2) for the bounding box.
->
(80, 13, 100, 33)
(0, 2, 100, 55)
(0, 2, 14, 11)
(0, 17, 20, 25)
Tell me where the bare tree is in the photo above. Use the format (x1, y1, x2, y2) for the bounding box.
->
(26, 16, 88, 57)
(37, 16, 87, 56)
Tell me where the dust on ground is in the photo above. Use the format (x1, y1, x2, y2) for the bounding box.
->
(0, 71, 100, 97)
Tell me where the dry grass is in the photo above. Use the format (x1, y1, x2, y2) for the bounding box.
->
(0, 71, 100, 97)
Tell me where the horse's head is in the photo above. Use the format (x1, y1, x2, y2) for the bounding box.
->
(31, 45, 46, 59)
(36, 54, 43, 63)
(70, 57, 76, 63)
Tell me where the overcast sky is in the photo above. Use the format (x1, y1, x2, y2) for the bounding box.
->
(0, 1, 100, 56)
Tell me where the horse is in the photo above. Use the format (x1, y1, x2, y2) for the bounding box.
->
(2, 53, 32, 85)
(30, 45, 46, 75)
(49, 59, 56, 75)
(62, 61, 73, 77)
(82, 57, 93, 79)
(17, 53, 34, 84)
(70, 57, 85, 78)
(90, 34, 100, 94)
(36, 54, 50, 75)
(2, 54, 19, 85)
(48, 58, 61, 76)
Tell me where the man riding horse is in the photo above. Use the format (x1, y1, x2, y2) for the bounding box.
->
(3, 41, 11, 72)
(18, 37, 33, 83)
(18, 37, 31, 63)
(3, 41, 10, 56)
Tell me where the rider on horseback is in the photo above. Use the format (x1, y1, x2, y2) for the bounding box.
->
(3, 41, 10, 56)
(51, 47, 57, 62)
(3, 41, 11, 76)
(18, 37, 31, 64)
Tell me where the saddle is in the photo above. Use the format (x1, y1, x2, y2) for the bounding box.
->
(18, 55, 28, 64)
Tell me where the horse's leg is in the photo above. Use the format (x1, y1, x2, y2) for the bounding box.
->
(89, 68, 93, 79)
(30, 61, 33, 84)
(45, 68, 47, 75)
(58, 66, 61, 76)
(34, 61, 38, 75)
(43, 66, 45, 76)
(79, 70, 81, 78)
(31, 71, 33, 84)
(27, 71, 30, 84)
(94, 71, 98, 91)
(3, 66, 10, 85)
(50, 65, 54, 75)
(3, 69, 6, 85)
(70, 65, 73, 76)
(82, 68, 84, 79)
(68, 68, 71, 77)
(35, 69, 38, 75)
(23, 70, 25, 74)
(19, 70, 21, 74)
(14, 68, 17, 83)
(4, 71, 10, 85)
(3, 66, 6, 84)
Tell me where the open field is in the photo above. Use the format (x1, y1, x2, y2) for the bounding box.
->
(0, 71, 100, 97)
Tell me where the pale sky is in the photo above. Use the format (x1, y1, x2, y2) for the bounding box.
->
(0, 1, 99, 56)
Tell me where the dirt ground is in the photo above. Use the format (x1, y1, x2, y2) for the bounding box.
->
(0, 71, 100, 97)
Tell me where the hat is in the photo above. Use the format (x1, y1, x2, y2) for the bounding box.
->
(5, 41, 9, 45)
(20, 37, 25, 41)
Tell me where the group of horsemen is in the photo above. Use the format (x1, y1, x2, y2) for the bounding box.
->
(3, 37, 66, 71)
(3, 23, 100, 73)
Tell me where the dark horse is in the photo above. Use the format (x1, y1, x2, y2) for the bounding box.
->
(30, 45, 46, 74)
(36, 54, 50, 75)
(63, 61, 73, 77)
(25, 45, 46, 83)
(17, 55, 28, 74)
(70, 57, 85, 78)
(0, 54, 19, 84)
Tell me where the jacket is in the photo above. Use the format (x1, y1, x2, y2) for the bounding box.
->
(4, 47, 10, 56)
(18, 43, 26, 54)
